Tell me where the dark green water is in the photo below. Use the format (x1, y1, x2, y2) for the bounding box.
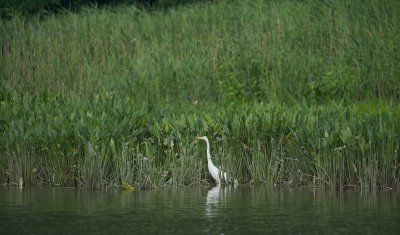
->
(0, 186, 399, 234)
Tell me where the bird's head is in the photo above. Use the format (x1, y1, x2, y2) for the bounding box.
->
(195, 136, 208, 141)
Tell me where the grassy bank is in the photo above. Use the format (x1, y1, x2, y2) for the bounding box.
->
(1, 0, 399, 188)
(1, 0, 399, 103)
(1, 96, 399, 188)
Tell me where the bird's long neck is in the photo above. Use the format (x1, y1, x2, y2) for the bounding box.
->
(205, 139, 212, 161)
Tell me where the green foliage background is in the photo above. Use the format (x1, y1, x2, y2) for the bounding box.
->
(1, 0, 399, 188)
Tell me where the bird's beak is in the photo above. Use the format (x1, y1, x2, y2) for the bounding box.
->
(195, 136, 201, 140)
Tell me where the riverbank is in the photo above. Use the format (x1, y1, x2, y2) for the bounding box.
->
(1, 0, 399, 188)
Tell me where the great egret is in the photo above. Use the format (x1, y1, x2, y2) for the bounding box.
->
(196, 136, 237, 185)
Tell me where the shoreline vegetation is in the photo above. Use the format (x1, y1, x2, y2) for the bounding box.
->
(1, 0, 399, 189)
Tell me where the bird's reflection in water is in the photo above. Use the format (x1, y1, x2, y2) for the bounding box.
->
(206, 186, 221, 205)
(205, 185, 235, 218)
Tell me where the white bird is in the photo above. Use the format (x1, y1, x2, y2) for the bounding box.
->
(196, 136, 237, 185)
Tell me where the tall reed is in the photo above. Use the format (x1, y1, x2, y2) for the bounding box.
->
(1, 0, 399, 188)
(1, 0, 399, 103)
(1, 95, 399, 188)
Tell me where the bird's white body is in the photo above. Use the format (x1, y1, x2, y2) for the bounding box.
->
(196, 136, 236, 185)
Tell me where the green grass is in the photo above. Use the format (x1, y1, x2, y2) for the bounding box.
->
(1, 0, 399, 103)
(1, 96, 399, 188)
(1, 0, 399, 188)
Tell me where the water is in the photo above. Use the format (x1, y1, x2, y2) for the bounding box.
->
(1, 186, 399, 234)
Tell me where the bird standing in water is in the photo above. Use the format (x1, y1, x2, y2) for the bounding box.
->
(196, 136, 237, 185)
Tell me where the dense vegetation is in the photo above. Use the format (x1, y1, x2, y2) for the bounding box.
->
(1, 0, 399, 189)
(0, 0, 198, 17)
